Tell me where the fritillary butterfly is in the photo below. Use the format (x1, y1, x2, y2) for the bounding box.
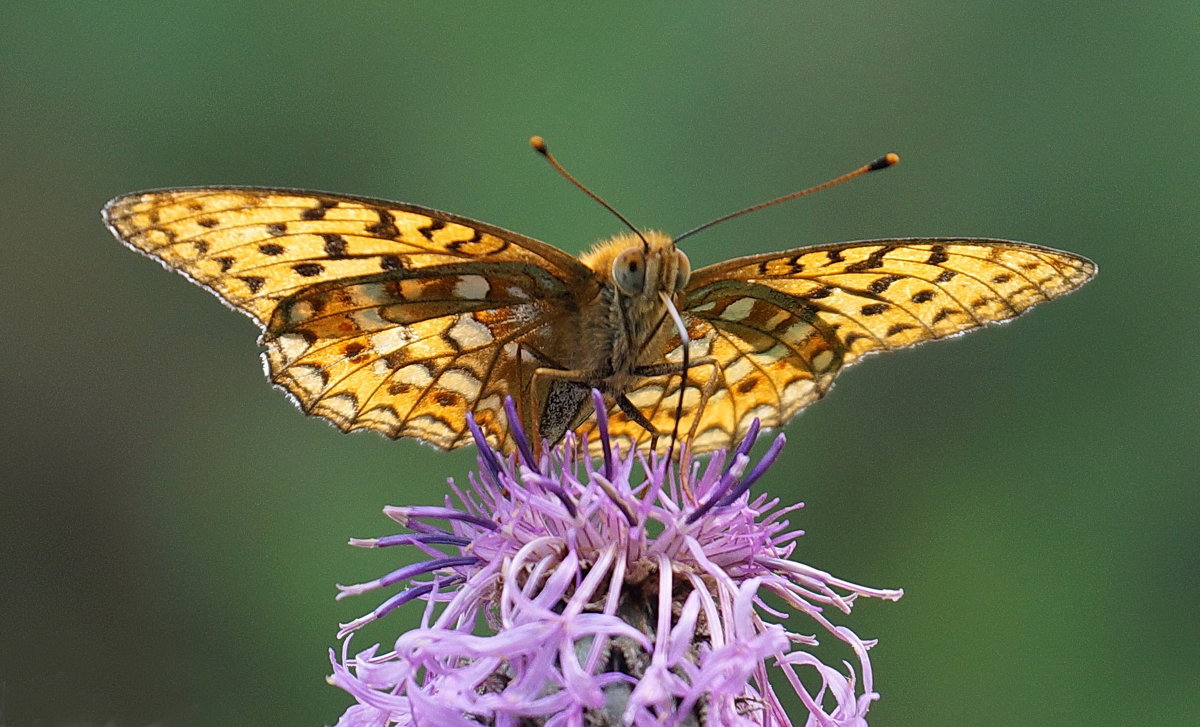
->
(104, 144, 1095, 454)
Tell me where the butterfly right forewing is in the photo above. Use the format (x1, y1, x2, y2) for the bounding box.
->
(696, 238, 1096, 365)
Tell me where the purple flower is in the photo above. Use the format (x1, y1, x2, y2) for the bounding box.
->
(330, 395, 902, 726)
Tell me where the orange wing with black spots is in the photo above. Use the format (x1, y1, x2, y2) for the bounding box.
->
(104, 187, 594, 451)
(588, 238, 1096, 453)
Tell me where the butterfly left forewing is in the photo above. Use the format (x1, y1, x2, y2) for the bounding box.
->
(104, 187, 595, 451)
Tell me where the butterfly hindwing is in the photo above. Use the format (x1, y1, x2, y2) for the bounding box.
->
(103, 187, 594, 450)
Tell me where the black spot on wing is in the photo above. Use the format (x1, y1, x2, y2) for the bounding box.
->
(240, 276, 265, 294)
(845, 245, 895, 273)
(365, 209, 400, 238)
(445, 229, 486, 254)
(867, 274, 903, 294)
(842, 331, 870, 348)
(293, 262, 325, 277)
(417, 219, 446, 238)
(300, 199, 338, 221)
(321, 233, 348, 258)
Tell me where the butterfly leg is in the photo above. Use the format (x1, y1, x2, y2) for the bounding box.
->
(615, 393, 661, 439)
(631, 357, 716, 378)
(532, 366, 607, 382)
(685, 365, 723, 445)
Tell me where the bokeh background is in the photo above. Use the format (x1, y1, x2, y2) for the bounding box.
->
(3, 3, 1196, 726)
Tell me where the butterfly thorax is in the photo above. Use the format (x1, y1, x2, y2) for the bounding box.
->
(571, 231, 691, 389)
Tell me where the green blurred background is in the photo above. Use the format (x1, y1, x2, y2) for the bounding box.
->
(2, 3, 1196, 725)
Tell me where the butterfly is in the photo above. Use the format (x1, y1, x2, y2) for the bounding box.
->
(103, 142, 1095, 455)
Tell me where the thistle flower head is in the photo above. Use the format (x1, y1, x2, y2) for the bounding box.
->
(330, 394, 902, 726)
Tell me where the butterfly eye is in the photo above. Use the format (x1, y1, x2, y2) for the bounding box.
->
(673, 250, 692, 293)
(612, 247, 646, 295)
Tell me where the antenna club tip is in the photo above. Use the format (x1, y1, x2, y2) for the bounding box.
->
(529, 136, 548, 154)
(869, 153, 901, 171)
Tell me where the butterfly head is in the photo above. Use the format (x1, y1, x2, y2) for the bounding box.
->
(588, 231, 691, 302)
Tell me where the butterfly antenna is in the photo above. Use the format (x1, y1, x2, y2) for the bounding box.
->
(673, 153, 900, 245)
(531, 136, 652, 251)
